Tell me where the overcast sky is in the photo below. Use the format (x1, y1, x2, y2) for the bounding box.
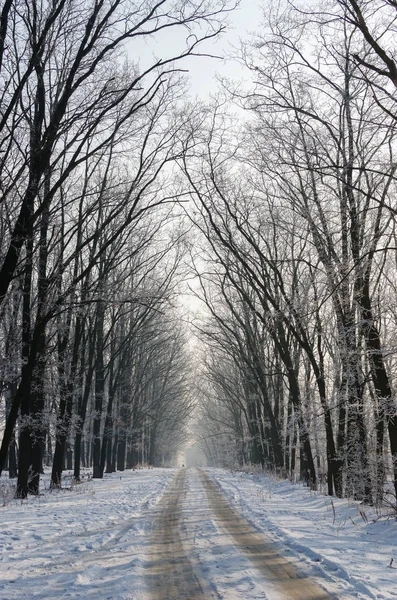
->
(187, 0, 263, 97)
(134, 0, 263, 99)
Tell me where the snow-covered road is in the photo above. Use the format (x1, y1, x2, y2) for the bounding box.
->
(0, 467, 396, 599)
(145, 468, 330, 599)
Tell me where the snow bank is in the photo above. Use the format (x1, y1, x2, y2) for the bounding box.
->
(206, 468, 397, 599)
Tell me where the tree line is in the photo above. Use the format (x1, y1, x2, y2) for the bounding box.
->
(0, 0, 231, 498)
(185, 0, 397, 506)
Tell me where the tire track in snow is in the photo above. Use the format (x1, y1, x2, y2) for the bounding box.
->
(199, 469, 333, 600)
(145, 469, 216, 600)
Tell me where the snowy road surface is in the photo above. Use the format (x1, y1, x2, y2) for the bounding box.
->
(146, 468, 330, 599)
(0, 467, 396, 599)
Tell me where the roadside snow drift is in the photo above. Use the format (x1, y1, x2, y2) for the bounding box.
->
(205, 468, 397, 600)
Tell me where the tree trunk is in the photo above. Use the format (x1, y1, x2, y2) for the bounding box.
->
(117, 438, 126, 471)
(93, 300, 105, 479)
(73, 332, 95, 481)
(361, 285, 397, 502)
(16, 233, 34, 499)
(51, 316, 83, 487)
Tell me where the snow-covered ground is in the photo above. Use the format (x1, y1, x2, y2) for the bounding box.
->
(0, 467, 396, 599)
(205, 468, 397, 600)
(0, 469, 175, 599)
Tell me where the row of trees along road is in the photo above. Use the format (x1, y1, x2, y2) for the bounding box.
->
(2, 0, 397, 510)
(0, 0, 233, 498)
(184, 0, 397, 507)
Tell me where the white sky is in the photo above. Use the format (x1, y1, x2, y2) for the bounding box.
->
(186, 0, 263, 98)
(134, 0, 263, 99)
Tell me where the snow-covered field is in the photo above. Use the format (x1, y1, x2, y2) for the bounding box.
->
(0, 467, 396, 599)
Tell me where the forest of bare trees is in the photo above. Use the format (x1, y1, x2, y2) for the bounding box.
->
(1, 0, 397, 509)
(185, 0, 397, 506)
(0, 0, 231, 498)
